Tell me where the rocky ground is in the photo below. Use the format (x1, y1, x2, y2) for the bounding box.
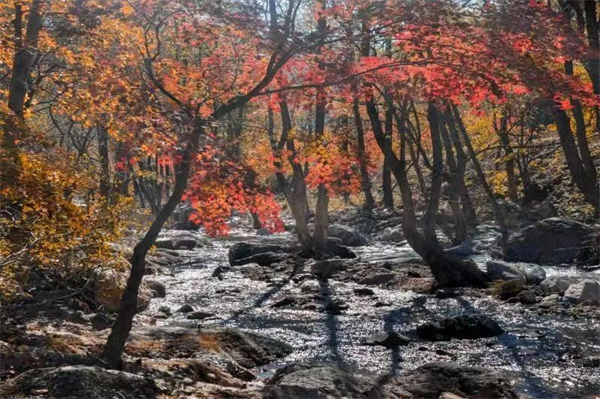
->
(1, 207, 600, 398)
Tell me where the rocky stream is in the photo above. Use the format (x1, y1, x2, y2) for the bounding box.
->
(2, 211, 600, 398)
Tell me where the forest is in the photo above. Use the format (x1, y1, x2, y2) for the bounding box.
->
(0, 0, 599, 398)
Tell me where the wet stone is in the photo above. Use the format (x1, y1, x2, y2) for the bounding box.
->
(417, 315, 504, 341)
(177, 304, 194, 313)
(364, 331, 410, 348)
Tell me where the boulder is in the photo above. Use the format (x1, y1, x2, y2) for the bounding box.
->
(486, 260, 546, 285)
(445, 241, 481, 257)
(539, 294, 560, 308)
(92, 269, 152, 313)
(354, 287, 375, 296)
(310, 259, 346, 278)
(172, 202, 196, 230)
(145, 279, 166, 298)
(176, 304, 194, 313)
(0, 365, 158, 399)
(229, 242, 283, 266)
(379, 227, 404, 243)
(540, 276, 579, 295)
(357, 273, 396, 286)
(128, 326, 293, 369)
(328, 224, 370, 246)
(155, 230, 208, 250)
(417, 315, 504, 341)
(187, 311, 215, 320)
(263, 364, 382, 399)
(364, 331, 410, 348)
(327, 238, 356, 259)
(380, 362, 518, 399)
(235, 252, 290, 267)
(516, 290, 537, 304)
(504, 218, 595, 264)
(563, 280, 600, 305)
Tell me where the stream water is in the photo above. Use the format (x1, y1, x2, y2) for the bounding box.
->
(146, 228, 600, 398)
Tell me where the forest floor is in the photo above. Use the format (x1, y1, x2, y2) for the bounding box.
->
(1, 209, 600, 398)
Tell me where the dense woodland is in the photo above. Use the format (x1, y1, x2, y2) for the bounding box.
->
(1, 0, 600, 398)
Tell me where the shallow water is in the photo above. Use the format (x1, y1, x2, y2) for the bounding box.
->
(146, 229, 600, 398)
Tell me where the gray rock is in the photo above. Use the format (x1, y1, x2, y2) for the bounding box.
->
(187, 311, 215, 320)
(417, 315, 504, 341)
(486, 260, 546, 285)
(329, 224, 370, 247)
(263, 364, 381, 399)
(358, 273, 396, 286)
(539, 294, 560, 308)
(563, 280, 600, 305)
(516, 290, 537, 304)
(145, 279, 166, 298)
(158, 305, 172, 316)
(486, 261, 526, 283)
(326, 238, 356, 259)
(177, 304, 194, 313)
(379, 362, 518, 398)
(364, 331, 410, 348)
(3, 365, 158, 399)
(155, 230, 208, 250)
(235, 251, 290, 267)
(310, 259, 346, 278)
(379, 227, 404, 243)
(256, 227, 270, 236)
(540, 276, 579, 295)
(505, 218, 595, 264)
(229, 242, 283, 266)
(354, 287, 375, 296)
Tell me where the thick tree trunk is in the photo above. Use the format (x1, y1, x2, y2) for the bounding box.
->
(583, 0, 600, 133)
(366, 96, 488, 287)
(1, 0, 44, 197)
(101, 121, 203, 368)
(270, 103, 312, 249)
(552, 105, 599, 214)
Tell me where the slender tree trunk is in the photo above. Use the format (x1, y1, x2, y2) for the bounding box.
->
(443, 108, 478, 228)
(496, 116, 518, 202)
(312, 0, 329, 253)
(438, 108, 467, 244)
(352, 96, 375, 208)
(98, 126, 111, 200)
(451, 105, 509, 245)
(101, 120, 203, 368)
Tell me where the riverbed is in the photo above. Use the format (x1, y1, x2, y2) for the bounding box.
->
(145, 229, 600, 398)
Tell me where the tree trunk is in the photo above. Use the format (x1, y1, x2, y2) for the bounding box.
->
(443, 107, 478, 228)
(438, 109, 468, 244)
(1, 0, 44, 197)
(98, 126, 111, 200)
(496, 116, 518, 202)
(101, 120, 203, 368)
(353, 96, 375, 208)
(451, 105, 509, 245)
(366, 96, 488, 287)
(312, 0, 329, 253)
(552, 105, 599, 214)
